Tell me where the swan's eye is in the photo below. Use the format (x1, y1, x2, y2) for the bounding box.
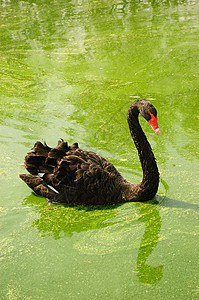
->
(149, 113, 160, 134)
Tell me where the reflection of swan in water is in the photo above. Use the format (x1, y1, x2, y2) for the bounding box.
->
(23, 194, 164, 284)
(135, 200, 163, 284)
(23, 182, 198, 284)
(22, 194, 121, 239)
(135, 195, 199, 285)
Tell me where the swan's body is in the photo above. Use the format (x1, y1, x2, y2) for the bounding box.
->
(19, 100, 160, 205)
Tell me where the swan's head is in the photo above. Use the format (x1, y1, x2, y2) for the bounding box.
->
(139, 100, 161, 135)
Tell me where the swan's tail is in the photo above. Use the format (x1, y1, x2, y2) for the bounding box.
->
(19, 174, 58, 199)
(19, 139, 79, 200)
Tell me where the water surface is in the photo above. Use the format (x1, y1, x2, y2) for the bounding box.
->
(1, 0, 199, 299)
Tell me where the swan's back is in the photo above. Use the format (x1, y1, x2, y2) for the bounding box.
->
(20, 140, 124, 205)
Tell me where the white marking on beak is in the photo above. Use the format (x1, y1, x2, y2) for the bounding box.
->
(155, 128, 161, 134)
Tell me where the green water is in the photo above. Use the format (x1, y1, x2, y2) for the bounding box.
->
(1, 0, 199, 299)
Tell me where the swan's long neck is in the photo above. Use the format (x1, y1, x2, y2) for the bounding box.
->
(127, 103, 159, 201)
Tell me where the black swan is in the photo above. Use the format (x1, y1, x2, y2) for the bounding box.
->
(19, 100, 160, 205)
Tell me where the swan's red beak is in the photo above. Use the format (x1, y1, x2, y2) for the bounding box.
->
(149, 113, 161, 134)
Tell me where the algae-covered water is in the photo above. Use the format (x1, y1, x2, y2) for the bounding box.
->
(0, 0, 199, 299)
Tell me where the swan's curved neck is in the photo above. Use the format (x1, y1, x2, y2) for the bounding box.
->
(127, 102, 159, 201)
